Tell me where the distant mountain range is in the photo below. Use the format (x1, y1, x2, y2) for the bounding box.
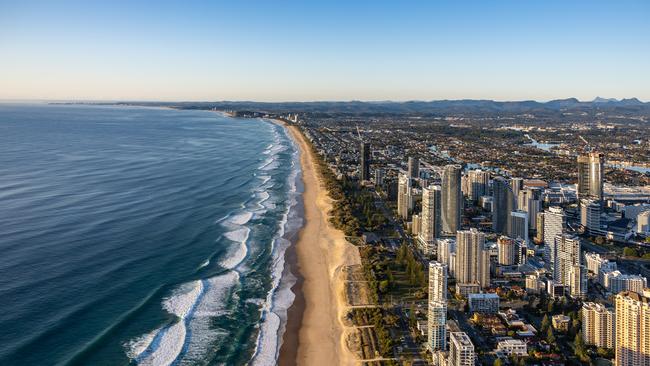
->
(106, 97, 650, 117)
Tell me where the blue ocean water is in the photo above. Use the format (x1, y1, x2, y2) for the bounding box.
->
(0, 104, 301, 365)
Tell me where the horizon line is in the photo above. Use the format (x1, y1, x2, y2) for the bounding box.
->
(1, 96, 648, 104)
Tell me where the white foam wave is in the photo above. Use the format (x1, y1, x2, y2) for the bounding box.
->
(250, 122, 302, 365)
(127, 280, 204, 366)
(220, 227, 250, 269)
(224, 211, 253, 226)
(179, 271, 239, 365)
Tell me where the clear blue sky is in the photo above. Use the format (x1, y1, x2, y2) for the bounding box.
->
(1, 0, 648, 101)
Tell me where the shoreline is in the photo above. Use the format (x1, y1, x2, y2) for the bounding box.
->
(276, 120, 359, 366)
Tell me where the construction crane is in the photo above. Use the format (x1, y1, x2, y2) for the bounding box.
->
(578, 135, 591, 151)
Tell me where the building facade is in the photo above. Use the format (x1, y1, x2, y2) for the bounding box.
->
(428, 262, 448, 351)
(615, 291, 650, 366)
(455, 229, 490, 288)
(449, 332, 475, 366)
(442, 165, 462, 235)
(582, 302, 615, 349)
(419, 185, 442, 247)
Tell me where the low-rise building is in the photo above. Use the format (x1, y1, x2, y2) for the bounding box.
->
(552, 314, 571, 332)
(468, 293, 500, 313)
(495, 338, 528, 357)
(456, 283, 480, 298)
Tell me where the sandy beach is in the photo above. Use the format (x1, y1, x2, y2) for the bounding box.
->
(278, 123, 360, 366)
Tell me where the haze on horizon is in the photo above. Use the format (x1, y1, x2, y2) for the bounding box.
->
(1, 0, 649, 102)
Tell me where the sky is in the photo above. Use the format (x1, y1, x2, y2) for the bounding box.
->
(0, 0, 649, 102)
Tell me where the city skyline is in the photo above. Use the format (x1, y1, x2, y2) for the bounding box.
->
(1, 0, 649, 101)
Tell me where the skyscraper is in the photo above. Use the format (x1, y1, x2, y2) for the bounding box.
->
(543, 207, 565, 270)
(419, 185, 442, 248)
(581, 198, 601, 233)
(360, 142, 370, 181)
(492, 177, 513, 235)
(615, 291, 650, 366)
(397, 173, 412, 220)
(449, 332, 475, 366)
(497, 236, 516, 266)
(577, 152, 605, 204)
(518, 188, 541, 231)
(554, 234, 581, 285)
(569, 264, 588, 299)
(442, 165, 462, 235)
(582, 302, 615, 349)
(509, 210, 529, 244)
(510, 177, 524, 207)
(428, 262, 448, 352)
(437, 238, 456, 277)
(408, 156, 420, 179)
(455, 229, 490, 288)
(467, 169, 490, 203)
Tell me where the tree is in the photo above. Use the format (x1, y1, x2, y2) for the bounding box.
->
(493, 359, 504, 366)
(624, 247, 639, 257)
(546, 328, 556, 345)
(547, 299, 555, 313)
(541, 314, 550, 334)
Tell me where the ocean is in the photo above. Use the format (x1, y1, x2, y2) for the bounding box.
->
(0, 104, 302, 365)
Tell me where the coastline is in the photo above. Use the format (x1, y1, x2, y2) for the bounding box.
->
(276, 120, 360, 366)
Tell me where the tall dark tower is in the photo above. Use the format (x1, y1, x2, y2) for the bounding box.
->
(360, 142, 370, 181)
(492, 176, 514, 234)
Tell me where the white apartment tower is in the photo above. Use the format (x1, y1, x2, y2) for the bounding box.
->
(455, 229, 490, 288)
(543, 206, 566, 270)
(582, 302, 615, 349)
(428, 262, 448, 352)
(419, 185, 442, 247)
(397, 173, 412, 220)
(449, 332, 475, 366)
(554, 234, 581, 285)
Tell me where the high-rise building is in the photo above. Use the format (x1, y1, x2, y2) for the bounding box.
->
(449, 332, 475, 366)
(554, 234, 581, 285)
(604, 271, 647, 295)
(492, 177, 513, 234)
(577, 152, 605, 204)
(569, 264, 588, 299)
(582, 302, 615, 349)
(585, 252, 617, 284)
(518, 188, 541, 231)
(510, 177, 524, 206)
(374, 168, 385, 186)
(497, 236, 517, 266)
(360, 142, 370, 181)
(408, 156, 420, 179)
(509, 210, 529, 244)
(411, 214, 421, 236)
(615, 291, 650, 366)
(397, 173, 412, 220)
(455, 229, 490, 288)
(543, 207, 566, 270)
(429, 262, 448, 302)
(467, 169, 490, 203)
(442, 165, 462, 235)
(535, 211, 545, 244)
(638, 210, 650, 234)
(428, 262, 448, 352)
(437, 238, 456, 277)
(581, 198, 602, 233)
(419, 185, 442, 247)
